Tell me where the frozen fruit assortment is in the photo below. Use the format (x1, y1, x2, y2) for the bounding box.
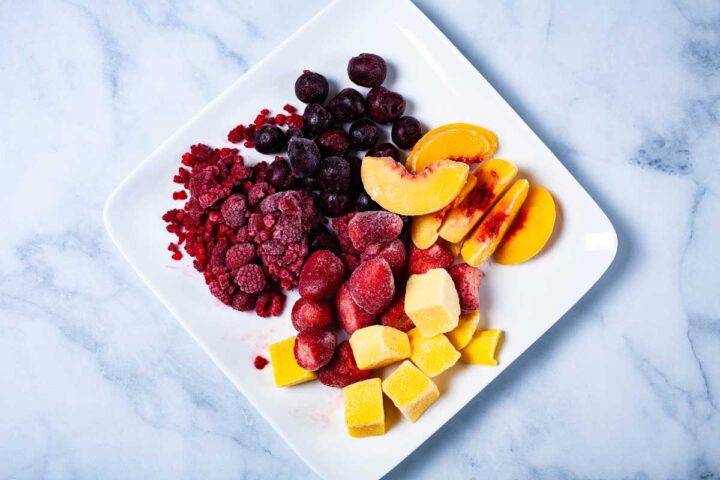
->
(163, 52, 559, 438)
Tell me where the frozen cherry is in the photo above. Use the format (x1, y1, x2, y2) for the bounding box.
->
(366, 86, 405, 124)
(367, 142, 401, 162)
(327, 88, 365, 123)
(316, 128, 350, 157)
(345, 155, 362, 192)
(318, 191, 352, 217)
(295, 71, 329, 104)
(302, 176, 321, 190)
(253, 124, 286, 154)
(355, 190, 379, 211)
(319, 156, 350, 193)
(291, 298, 333, 331)
(391, 116, 422, 149)
(294, 329, 336, 371)
(302, 103, 333, 136)
(348, 119, 380, 150)
(266, 158, 293, 189)
(288, 137, 321, 177)
(286, 127, 304, 141)
(309, 224, 340, 253)
(347, 53, 387, 87)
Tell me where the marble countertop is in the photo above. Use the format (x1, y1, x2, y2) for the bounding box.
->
(2, 0, 719, 478)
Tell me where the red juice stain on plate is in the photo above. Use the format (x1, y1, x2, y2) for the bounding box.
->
(254, 355, 269, 370)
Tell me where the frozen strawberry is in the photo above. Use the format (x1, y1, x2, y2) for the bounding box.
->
(298, 250, 346, 300)
(448, 263, 483, 313)
(380, 292, 414, 332)
(294, 329, 337, 371)
(336, 283, 377, 334)
(361, 239, 406, 279)
(332, 213, 359, 255)
(407, 242, 454, 275)
(291, 298, 333, 331)
(317, 341, 372, 387)
(348, 257, 394, 314)
(341, 252, 360, 273)
(347, 211, 403, 251)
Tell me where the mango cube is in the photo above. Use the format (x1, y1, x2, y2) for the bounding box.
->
(461, 329, 504, 366)
(343, 378, 385, 437)
(408, 328, 460, 377)
(446, 310, 480, 350)
(349, 325, 411, 370)
(382, 360, 439, 422)
(404, 268, 460, 337)
(268, 336, 316, 387)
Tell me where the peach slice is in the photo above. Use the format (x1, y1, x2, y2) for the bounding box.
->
(410, 174, 477, 249)
(461, 179, 529, 266)
(494, 185, 556, 265)
(361, 156, 469, 216)
(438, 159, 518, 244)
(407, 123, 498, 173)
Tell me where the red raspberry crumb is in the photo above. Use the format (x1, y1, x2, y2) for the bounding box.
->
(361, 239, 406, 280)
(294, 329, 336, 371)
(254, 114, 267, 125)
(348, 257, 394, 314)
(228, 125, 246, 143)
(380, 291, 414, 332)
(298, 250, 346, 300)
(317, 341, 372, 388)
(244, 141, 255, 148)
(291, 298, 334, 331)
(335, 282, 376, 334)
(407, 242, 455, 275)
(274, 113, 286, 126)
(173, 190, 188, 200)
(254, 355, 269, 369)
(231, 291, 257, 311)
(171, 251, 183, 261)
(235, 264, 266, 293)
(286, 113, 303, 128)
(447, 263, 483, 313)
(225, 243, 256, 270)
(260, 108, 270, 115)
(348, 211, 403, 251)
(302, 69, 311, 74)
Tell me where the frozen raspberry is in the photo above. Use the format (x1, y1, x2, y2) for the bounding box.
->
(448, 263, 483, 313)
(209, 240, 231, 268)
(225, 243, 256, 270)
(294, 330, 336, 371)
(272, 214, 303, 244)
(331, 213, 359, 255)
(348, 211, 403, 252)
(220, 194, 248, 228)
(208, 280, 233, 305)
(317, 341, 372, 388)
(291, 298, 334, 331)
(408, 242, 455, 275)
(380, 292, 414, 332)
(254, 355, 269, 369)
(247, 182, 275, 205)
(298, 250, 346, 300)
(230, 291, 257, 311)
(255, 290, 286, 317)
(348, 257, 394, 314)
(234, 264, 266, 293)
(361, 239, 406, 280)
(189, 167, 224, 208)
(335, 282, 376, 334)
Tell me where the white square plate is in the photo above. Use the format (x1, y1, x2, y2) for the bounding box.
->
(104, 0, 617, 478)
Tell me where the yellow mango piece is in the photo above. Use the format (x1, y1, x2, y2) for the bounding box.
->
(343, 378, 385, 437)
(404, 268, 460, 337)
(494, 185, 556, 265)
(439, 159, 518, 244)
(407, 123, 499, 172)
(410, 174, 477, 249)
(268, 336, 316, 387)
(408, 328, 460, 377)
(461, 329, 504, 366)
(382, 360, 440, 422)
(461, 179, 529, 266)
(349, 325, 411, 370)
(446, 310, 480, 350)
(361, 156, 469, 216)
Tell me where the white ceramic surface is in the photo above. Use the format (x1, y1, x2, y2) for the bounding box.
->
(104, 1, 616, 478)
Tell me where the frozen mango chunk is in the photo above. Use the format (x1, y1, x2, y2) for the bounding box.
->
(382, 360, 439, 422)
(349, 325, 411, 370)
(446, 310, 480, 350)
(408, 328, 460, 377)
(268, 336, 316, 387)
(404, 268, 460, 337)
(461, 329, 504, 366)
(343, 378, 385, 437)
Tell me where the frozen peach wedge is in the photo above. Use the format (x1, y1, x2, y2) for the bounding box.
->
(361, 156, 469, 216)
(461, 179, 529, 266)
(446, 310, 480, 350)
(461, 329, 504, 366)
(438, 158, 518, 244)
(410, 174, 477, 249)
(494, 185, 556, 265)
(407, 123, 498, 172)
